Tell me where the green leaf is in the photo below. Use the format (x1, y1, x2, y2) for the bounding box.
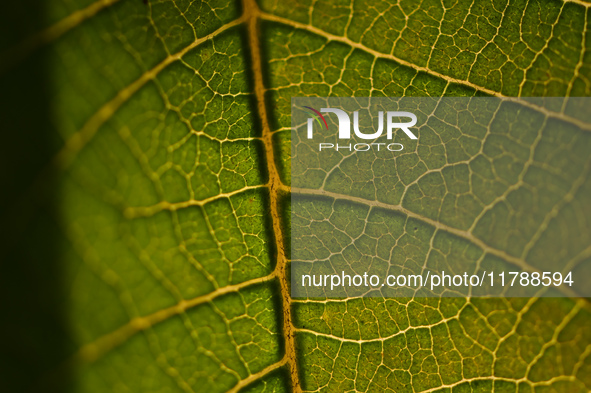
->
(1, 0, 590, 392)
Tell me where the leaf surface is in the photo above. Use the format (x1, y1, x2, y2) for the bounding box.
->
(1, 0, 590, 392)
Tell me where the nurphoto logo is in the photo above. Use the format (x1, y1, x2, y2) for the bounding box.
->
(301, 106, 418, 152)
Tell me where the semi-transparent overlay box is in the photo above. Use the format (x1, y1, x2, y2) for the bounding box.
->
(291, 97, 591, 298)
